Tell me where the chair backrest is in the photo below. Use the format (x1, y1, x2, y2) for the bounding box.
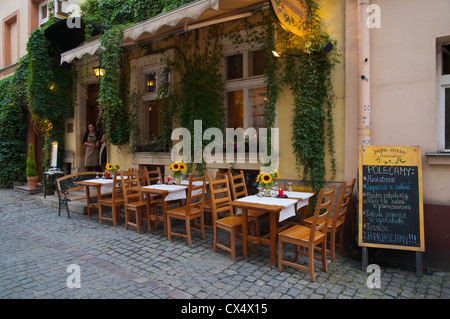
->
(120, 170, 142, 204)
(309, 185, 336, 242)
(185, 174, 207, 215)
(215, 169, 230, 180)
(228, 170, 248, 200)
(208, 176, 234, 221)
(331, 178, 356, 228)
(110, 170, 126, 200)
(134, 168, 147, 187)
(57, 171, 101, 194)
(144, 166, 162, 185)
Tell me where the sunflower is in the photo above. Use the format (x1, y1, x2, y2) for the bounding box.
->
(171, 162, 180, 171)
(105, 162, 112, 170)
(179, 162, 187, 171)
(261, 173, 273, 184)
(274, 169, 279, 179)
(256, 174, 261, 182)
(114, 164, 120, 170)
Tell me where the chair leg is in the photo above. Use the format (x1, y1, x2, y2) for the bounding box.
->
(112, 206, 117, 227)
(308, 246, 315, 282)
(186, 217, 192, 246)
(167, 215, 172, 241)
(321, 241, 328, 273)
(146, 208, 152, 232)
(200, 215, 205, 240)
(98, 205, 103, 224)
(278, 238, 283, 271)
(213, 224, 218, 252)
(135, 210, 140, 234)
(330, 230, 336, 262)
(66, 202, 71, 219)
(124, 209, 129, 230)
(230, 229, 236, 261)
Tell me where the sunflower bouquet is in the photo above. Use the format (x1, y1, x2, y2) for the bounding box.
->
(105, 162, 120, 177)
(169, 161, 187, 183)
(256, 169, 279, 196)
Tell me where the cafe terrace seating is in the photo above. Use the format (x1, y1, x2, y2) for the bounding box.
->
(228, 170, 267, 238)
(278, 185, 336, 281)
(97, 171, 125, 227)
(203, 169, 230, 228)
(121, 170, 149, 234)
(166, 174, 207, 246)
(143, 167, 165, 229)
(302, 179, 355, 262)
(208, 175, 244, 260)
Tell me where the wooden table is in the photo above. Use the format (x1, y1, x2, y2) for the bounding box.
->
(228, 192, 314, 265)
(132, 184, 188, 236)
(75, 179, 115, 218)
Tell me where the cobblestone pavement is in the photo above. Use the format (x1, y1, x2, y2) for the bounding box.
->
(1, 189, 449, 303)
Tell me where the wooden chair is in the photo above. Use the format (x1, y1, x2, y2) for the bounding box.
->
(302, 179, 355, 262)
(278, 185, 336, 281)
(98, 171, 125, 227)
(144, 166, 162, 185)
(143, 166, 167, 229)
(167, 175, 207, 246)
(120, 170, 149, 233)
(135, 168, 148, 187)
(228, 170, 267, 238)
(208, 175, 244, 260)
(203, 169, 230, 228)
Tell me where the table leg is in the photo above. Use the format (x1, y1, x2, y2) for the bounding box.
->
(94, 185, 102, 219)
(145, 195, 152, 231)
(163, 199, 168, 237)
(270, 212, 277, 266)
(85, 186, 92, 219)
(242, 208, 248, 259)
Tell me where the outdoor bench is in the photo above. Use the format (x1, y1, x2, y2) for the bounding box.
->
(56, 171, 105, 218)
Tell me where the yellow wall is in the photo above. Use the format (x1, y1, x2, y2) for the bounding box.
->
(278, 0, 346, 183)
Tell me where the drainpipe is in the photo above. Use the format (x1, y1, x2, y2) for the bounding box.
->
(358, 0, 371, 146)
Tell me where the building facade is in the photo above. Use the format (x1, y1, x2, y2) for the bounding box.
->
(2, 0, 449, 270)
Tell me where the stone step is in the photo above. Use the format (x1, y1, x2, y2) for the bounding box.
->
(36, 190, 96, 215)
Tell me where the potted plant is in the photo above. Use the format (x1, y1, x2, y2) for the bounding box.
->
(26, 143, 39, 189)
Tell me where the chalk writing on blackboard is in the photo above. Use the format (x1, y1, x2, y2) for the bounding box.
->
(361, 165, 420, 247)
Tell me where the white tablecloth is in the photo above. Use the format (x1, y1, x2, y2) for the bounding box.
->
(282, 191, 314, 211)
(141, 184, 188, 201)
(235, 195, 300, 222)
(83, 178, 115, 194)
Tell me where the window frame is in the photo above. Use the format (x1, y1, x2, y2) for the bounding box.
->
(39, 0, 49, 26)
(437, 40, 450, 152)
(222, 34, 270, 134)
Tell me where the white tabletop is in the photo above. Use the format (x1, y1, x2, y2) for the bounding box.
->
(142, 184, 188, 201)
(235, 192, 313, 222)
(235, 195, 296, 222)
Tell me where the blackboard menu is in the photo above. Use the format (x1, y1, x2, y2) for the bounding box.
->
(359, 146, 425, 252)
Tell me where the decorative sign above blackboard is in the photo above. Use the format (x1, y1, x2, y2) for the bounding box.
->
(358, 145, 425, 252)
(269, 0, 307, 37)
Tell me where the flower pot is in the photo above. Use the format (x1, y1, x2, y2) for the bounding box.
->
(27, 176, 39, 189)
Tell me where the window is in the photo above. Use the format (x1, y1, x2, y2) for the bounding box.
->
(2, 12, 19, 67)
(55, 0, 69, 18)
(39, 1, 49, 25)
(224, 47, 268, 144)
(438, 42, 450, 151)
(141, 68, 166, 144)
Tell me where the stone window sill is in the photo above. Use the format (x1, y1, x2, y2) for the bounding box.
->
(425, 152, 450, 165)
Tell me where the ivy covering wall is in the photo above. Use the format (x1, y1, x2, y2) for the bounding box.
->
(0, 57, 29, 188)
(0, 0, 339, 192)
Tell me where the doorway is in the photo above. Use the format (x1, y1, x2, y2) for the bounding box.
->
(86, 83, 101, 132)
